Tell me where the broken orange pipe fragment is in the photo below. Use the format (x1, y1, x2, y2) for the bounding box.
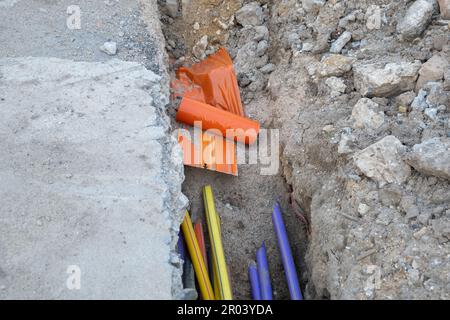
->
(177, 129, 238, 176)
(176, 97, 260, 145)
(175, 47, 244, 116)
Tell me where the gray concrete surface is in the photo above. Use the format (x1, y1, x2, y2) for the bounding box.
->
(0, 57, 185, 299)
(0, 1, 186, 299)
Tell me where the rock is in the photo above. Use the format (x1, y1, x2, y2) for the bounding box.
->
(353, 61, 421, 97)
(193, 22, 200, 30)
(416, 54, 449, 90)
(405, 137, 450, 180)
(100, 41, 117, 55)
(253, 26, 269, 41)
(358, 203, 371, 215)
(424, 82, 450, 108)
(354, 136, 411, 186)
(302, 0, 325, 13)
(235, 2, 264, 27)
(260, 63, 276, 74)
(322, 124, 336, 133)
(438, 0, 450, 18)
(192, 35, 208, 59)
(411, 89, 429, 110)
(330, 31, 352, 54)
(317, 54, 355, 77)
(338, 133, 356, 154)
(395, 91, 416, 108)
(339, 11, 358, 29)
(351, 98, 385, 130)
(424, 107, 438, 121)
(366, 5, 382, 30)
(256, 40, 269, 57)
(325, 77, 347, 97)
(165, 0, 179, 18)
(397, 0, 434, 40)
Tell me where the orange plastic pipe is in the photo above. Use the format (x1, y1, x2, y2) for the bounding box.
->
(176, 97, 260, 145)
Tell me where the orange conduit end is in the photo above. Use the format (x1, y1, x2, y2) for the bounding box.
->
(176, 97, 260, 145)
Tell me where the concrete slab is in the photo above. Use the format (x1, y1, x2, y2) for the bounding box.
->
(0, 57, 186, 299)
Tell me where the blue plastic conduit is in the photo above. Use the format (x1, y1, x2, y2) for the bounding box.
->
(248, 261, 261, 300)
(272, 202, 303, 300)
(256, 242, 273, 300)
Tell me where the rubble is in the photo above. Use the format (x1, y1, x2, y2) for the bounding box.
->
(405, 137, 450, 180)
(235, 2, 264, 27)
(353, 136, 411, 186)
(353, 61, 422, 97)
(396, 0, 435, 40)
(438, 0, 450, 18)
(330, 31, 352, 54)
(192, 35, 208, 59)
(351, 98, 385, 130)
(325, 77, 346, 97)
(100, 41, 117, 55)
(366, 5, 382, 30)
(317, 54, 355, 77)
(416, 54, 449, 90)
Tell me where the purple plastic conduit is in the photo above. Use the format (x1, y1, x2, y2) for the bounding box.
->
(272, 202, 303, 300)
(248, 261, 261, 300)
(256, 242, 273, 300)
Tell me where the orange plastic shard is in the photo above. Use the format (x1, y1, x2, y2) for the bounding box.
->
(172, 48, 244, 116)
(176, 97, 260, 145)
(177, 128, 238, 176)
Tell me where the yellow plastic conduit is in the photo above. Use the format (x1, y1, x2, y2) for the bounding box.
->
(181, 211, 215, 300)
(203, 185, 233, 300)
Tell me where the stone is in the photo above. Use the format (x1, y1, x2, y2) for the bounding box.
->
(330, 31, 352, 54)
(366, 5, 382, 30)
(397, 0, 434, 40)
(192, 35, 208, 59)
(358, 203, 371, 215)
(256, 40, 269, 57)
(253, 26, 269, 41)
(416, 54, 449, 91)
(405, 137, 450, 180)
(353, 61, 421, 97)
(395, 91, 416, 107)
(438, 0, 450, 19)
(411, 89, 429, 110)
(302, 0, 326, 14)
(235, 2, 264, 27)
(99, 41, 117, 55)
(165, 0, 179, 18)
(338, 133, 357, 154)
(325, 77, 347, 97)
(354, 136, 411, 186)
(317, 54, 355, 77)
(260, 63, 276, 74)
(322, 124, 336, 133)
(424, 82, 450, 108)
(351, 98, 385, 130)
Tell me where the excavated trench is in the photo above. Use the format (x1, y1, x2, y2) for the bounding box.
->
(157, 1, 311, 300)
